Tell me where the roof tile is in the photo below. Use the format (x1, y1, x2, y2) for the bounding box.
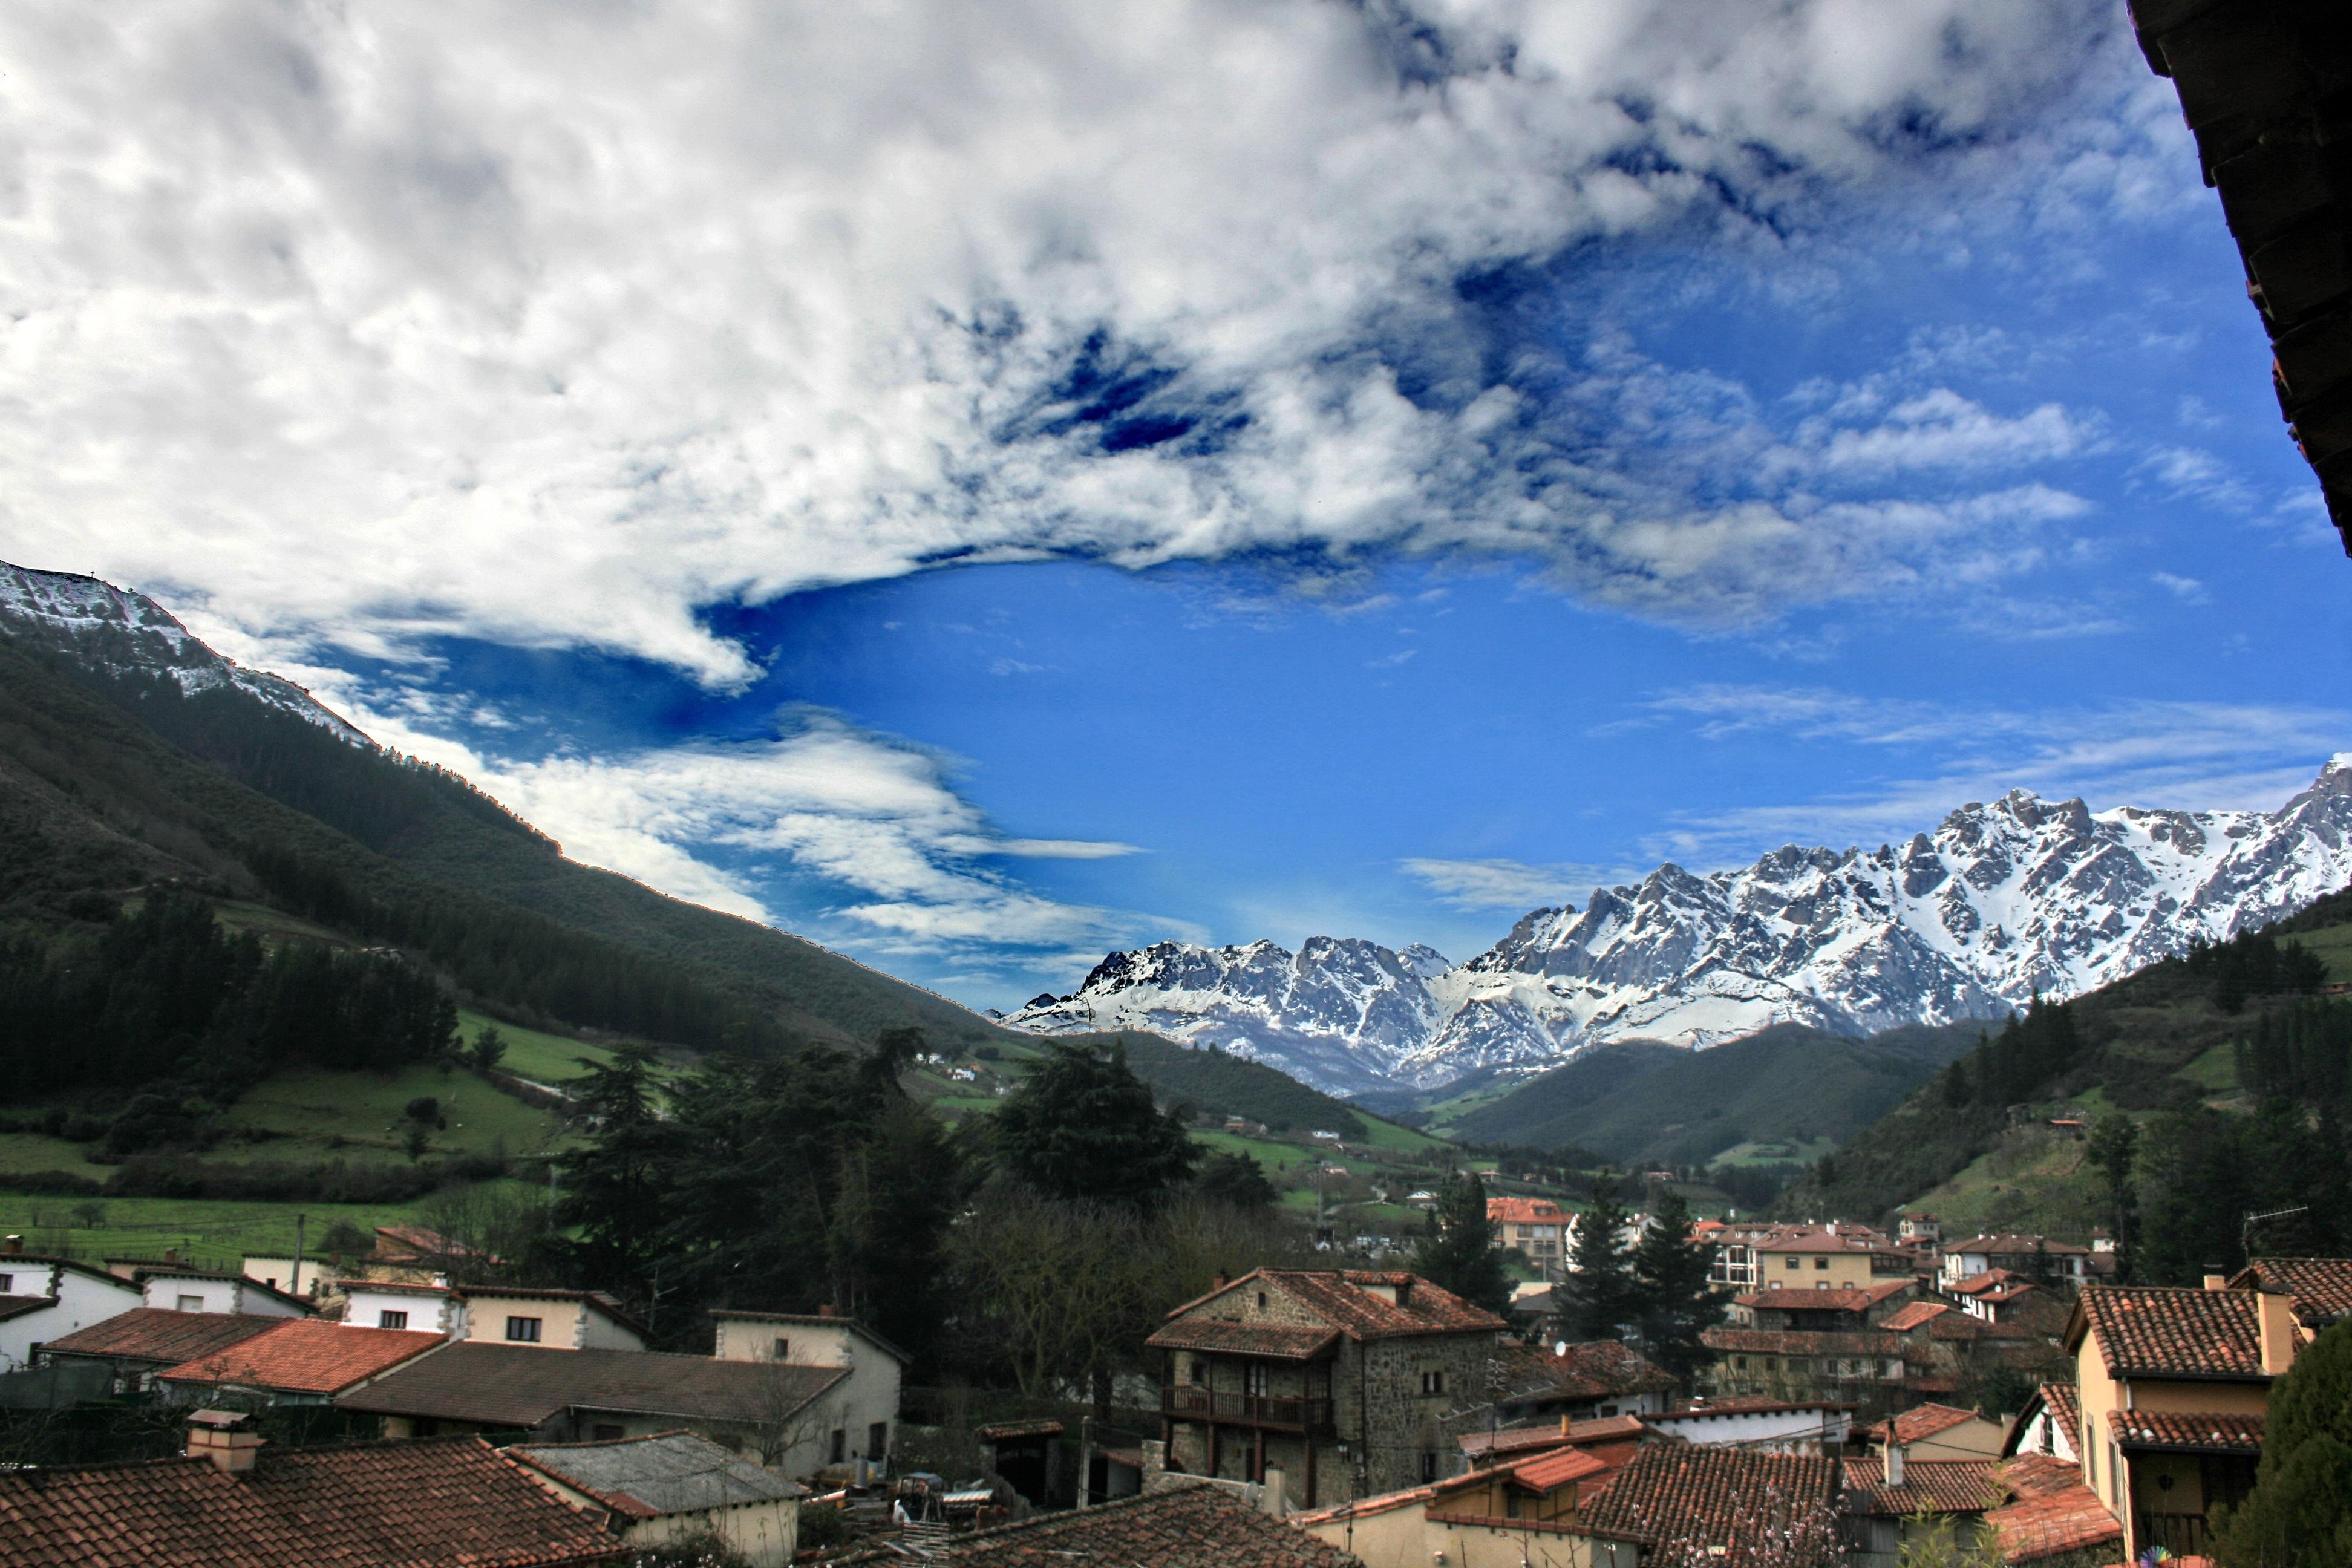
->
(1984, 1456, 2121, 1564)
(2077, 1285, 2266, 1379)
(926, 1481, 1362, 1567)
(156, 1320, 445, 1396)
(39, 1310, 287, 1368)
(1841, 1459, 2004, 1515)
(1578, 1445, 1838, 1555)
(336, 1341, 845, 1429)
(2106, 1409, 2264, 1454)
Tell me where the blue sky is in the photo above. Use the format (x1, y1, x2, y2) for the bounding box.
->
(6, 2, 2351, 1009)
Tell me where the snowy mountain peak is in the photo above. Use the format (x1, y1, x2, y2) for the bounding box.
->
(0, 561, 370, 746)
(1008, 760, 2352, 1096)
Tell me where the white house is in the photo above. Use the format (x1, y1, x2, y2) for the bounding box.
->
(0, 1247, 143, 1372)
(463, 1286, 648, 1350)
(135, 1269, 310, 1319)
(711, 1308, 907, 1474)
(340, 1281, 470, 1338)
(1644, 1399, 1853, 1454)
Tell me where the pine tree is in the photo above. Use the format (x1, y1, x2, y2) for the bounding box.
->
(2216, 1319, 2352, 1567)
(1564, 1173, 1638, 1342)
(992, 1040, 1196, 1210)
(1629, 1189, 1725, 1383)
(554, 1044, 681, 1312)
(2085, 1113, 2138, 1282)
(1414, 1171, 1512, 1313)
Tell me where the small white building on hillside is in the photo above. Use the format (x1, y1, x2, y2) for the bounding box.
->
(0, 1247, 144, 1372)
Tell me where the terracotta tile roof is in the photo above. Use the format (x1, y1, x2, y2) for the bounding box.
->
(1753, 1226, 1887, 1255)
(2232, 1256, 2352, 1324)
(157, 1321, 446, 1396)
(368, 1224, 485, 1261)
(1881, 1302, 1950, 1332)
(39, 1309, 287, 1368)
(2074, 1286, 2267, 1380)
(2106, 1409, 2265, 1454)
(508, 1431, 807, 1519)
(1144, 1319, 1342, 1359)
(1701, 1328, 1906, 1357)
(1736, 1282, 1909, 1314)
(1163, 1269, 1505, 1344)
(0, 1434, 621, 1567)
(1947, 1270, 2022, 1296)
(337, 1342, 846, 1429)
(1861, 1403, 1984, 1445)
(1512, 1446, 1609, 1492)
(1460, 1414, 1649, 1459)
(1488, 1197, 1567, 1224)
(1497, 1339, 1677, 1400)
(1578, 1445, 1837, 1552)
(1985, 1456, 2120, 1564)
(1841, 1459, 2004, 1515)
(0, 1295, 53, 1323)
(923, 1480, 1364, 1567)
(1947, 1234, 2089, 1257)
(2004, 1383, 2083, 1460)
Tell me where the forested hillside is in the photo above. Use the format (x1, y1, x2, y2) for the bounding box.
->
(1447, 1021, 1979, 1167)
(0, 626, 1013, 1054)
(1783, 894, 2352, 1283)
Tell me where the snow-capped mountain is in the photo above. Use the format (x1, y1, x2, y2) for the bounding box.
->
(0, 562, 368, 745)
(1008, 760, 2352, 1094)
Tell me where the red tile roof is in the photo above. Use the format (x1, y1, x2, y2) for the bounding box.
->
(0, 1434, 620, 1567)
(1737, 1282, 1911, 1314)
(157, 1321, 446, 1395)
(1460, 1414, 1649, 1459)
(1862, 1403, 1985, 1445)
(1701, 1328, 1906, 1357)
(1512, 1446, 1609, 1492)
(1488, 1197, 1567, 1224)
(1841, 1459, 2005, 1515)
(38, 1310, 287, 1368)
(2230, 1256, 2352, 1324)
(1497, 1339, 1677, 1401)
(2106, 1409, 2265, 1454)
(1947, 1233, 2089, 1257)
(1578, 1445, 1838, 1553)
(1985, 1456, 2120, 1564)
(1881, 1302, 1951, 1333)
(1753, 1226, 1888, 1255)
(924, 1480, 1363, 1567)
(2074, 1286, 2267, 1380)
(1163, 1269, 1505, 1343)
(1144, 1319, 1342, 1359)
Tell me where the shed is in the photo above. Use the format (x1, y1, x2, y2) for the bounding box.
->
(509, 1430, 807, 1567)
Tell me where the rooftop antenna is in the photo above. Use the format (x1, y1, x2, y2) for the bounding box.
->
(2243, 1205, 2309, 1258)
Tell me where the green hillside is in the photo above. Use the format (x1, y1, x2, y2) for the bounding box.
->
(1446, 1021, 1979, 1166)
(0, 625, 1012, 1053)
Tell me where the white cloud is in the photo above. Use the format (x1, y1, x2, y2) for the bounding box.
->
(1399, 856, 1641, 911)
(346, 699, 1149, 958)
(2152, 571, 2207, 601)
(0, 0, 2140, 680)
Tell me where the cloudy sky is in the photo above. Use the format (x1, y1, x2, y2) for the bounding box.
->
(6, 1, 2350, 1008)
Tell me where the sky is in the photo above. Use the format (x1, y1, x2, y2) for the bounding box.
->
(4, 1, 2350, 1010)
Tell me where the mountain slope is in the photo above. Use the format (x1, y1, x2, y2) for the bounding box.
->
(1010, 760, 2352, 1093)
(1448, 1022, 1981, 1168)
(0, 563, 1014, 1053)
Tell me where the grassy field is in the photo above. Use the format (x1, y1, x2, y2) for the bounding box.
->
(2288, 920, 2352, 982)
(0, 1186, 534, 1277)
(229, 1062, 572, 1164)
(1708, 1137, 1834, 1168)
(1901, 1124, 2105, 1238)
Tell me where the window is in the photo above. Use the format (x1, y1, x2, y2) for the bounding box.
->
(1816, 1281, 1830, 1290)
(0, 1273, 11, 1293)
(869, 1420, 889, 1459)
(177, 1295, 204, 1312)
(1244, 1363, 1270, 1397)
(1256, 1291, 1268, 1310)
(506, 1315, 543, 1342)
(377, 1309, 409, 1330)
(1190, 1358, 1207, 1386)
(1420, 1369, 1445, 1396)
(1785, 1257, 1800, 1270)
(1420, 1451, 1439, 1483)
(1814, 1257, 1829, 1270)
(592, 1424, 624, 1442)
(831, 1428, 847, 1465)
(1734, 1357, 1748, 1370)
(773, 1336, 791, 1361)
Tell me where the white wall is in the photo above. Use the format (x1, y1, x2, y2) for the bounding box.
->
(342, 1285, 466, 1338)
(141, 1274, 306, 1316)
(1647, 1407, 1851, 1452)
(0, 1263, 142, 1372)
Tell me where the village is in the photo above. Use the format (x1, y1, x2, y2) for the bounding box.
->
(0, 1200, 2332, 1568)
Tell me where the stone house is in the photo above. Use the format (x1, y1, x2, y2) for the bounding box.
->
(1147, 1268, 1506, 1510)
(711, 1308, 906, 1475)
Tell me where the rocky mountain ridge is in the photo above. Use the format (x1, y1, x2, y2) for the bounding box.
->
(1008, 760, 2352, 1095)
(0, 562, 368, 745)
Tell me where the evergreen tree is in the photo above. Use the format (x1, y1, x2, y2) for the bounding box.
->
(1564, 1173, 1638, 1341)
(1194, 1150, 1279, 1209)
(1629, 1189, 1725, 1383)
(2216, 1319, 2352, 1567)
(468, 1022, 507, 1073)
(554, 1044, 680, 1313)
(2084, 1113, 2139, 1283)
(1413, 1170, 1511, 1313)
(992, 1040, 1196, 1210)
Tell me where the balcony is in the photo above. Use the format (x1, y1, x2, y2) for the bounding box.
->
(2135, 1512, 2213, 1558)
(1161, 1387, 1335, 1434)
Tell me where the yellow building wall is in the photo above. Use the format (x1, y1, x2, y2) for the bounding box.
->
(1759, 1252, 1874, 1289)
(1304, 1507, 1600, 1568)
(2124, 1380, 2268, 1416)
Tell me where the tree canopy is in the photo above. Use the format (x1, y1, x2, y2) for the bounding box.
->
(1413, 1170, 1512, 1312)
(2218, 1318, 2352, 1567)
(991, 1040, 1197, 1209)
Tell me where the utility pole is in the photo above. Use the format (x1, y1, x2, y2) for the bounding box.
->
(290, 1214, 307, 1299)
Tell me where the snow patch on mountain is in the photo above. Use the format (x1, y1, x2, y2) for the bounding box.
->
(0, 562, 370, 745)
(1010, 760, 2352, 1094)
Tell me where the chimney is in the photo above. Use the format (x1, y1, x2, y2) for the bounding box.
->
(1394, 1278, 1412, 1309)
(3, 1235, 20, 1255)
(2258, 1288, 2298, 1376)
(818, 1302, 837, 1318)
(165, 1247, 180, 1266)
(186, 1410, 263, 1476)
(2203, 1273, 2228, 1292)
(1561, 1415, 1572, 1436)
(1213, 1273, 1230, 1292)
(1885, 1438, 1905, 1489)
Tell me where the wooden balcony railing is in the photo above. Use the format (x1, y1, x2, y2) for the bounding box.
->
(2135, 1512, 2213, 1558)
(1161, 1387, 1335, 1432)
